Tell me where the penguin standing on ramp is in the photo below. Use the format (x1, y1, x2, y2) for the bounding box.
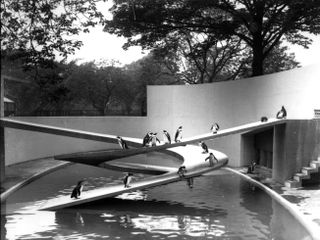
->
(142, 132, 152, 147)
(151, 133, 161, 147)
(276, 106, 287, 119)
(117, 136, 129, 149)
(199, 141, 209, 154)
(211, 123, 220, 134)
(163, 130, 171, 144)
(174, 126, 183, 142)
(71, 180, 85, 199)
(123, 173, 133, 188)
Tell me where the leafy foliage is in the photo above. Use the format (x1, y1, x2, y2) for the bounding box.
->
(1, 0, 106, 67)
(105, 0, 320, 76)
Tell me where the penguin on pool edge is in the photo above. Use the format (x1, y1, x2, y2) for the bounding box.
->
(123, 173, 133, 188)
(71, 180, 85, 199)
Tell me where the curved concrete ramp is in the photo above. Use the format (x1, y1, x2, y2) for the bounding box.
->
(40, 145, 228, 211)
(53, 118, 286, 164)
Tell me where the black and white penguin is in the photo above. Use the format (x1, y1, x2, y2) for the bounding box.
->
(205, 152, 218, 167)
(177, 165, 187, 178)
(174, 126, 183, 142)
(211, 123, 220, 134)
(142, 132, 152, 147)
(163, 130, 171, 144)
(199, 141, 209, 154)
(261, 116, 268, 122)
(151, 133, 161, 147)
(247, 161, 256, 174)
(123, 173, 133, 188)
(117, 136, 129, 149)
(71, 180, 84, 199)
(276, 106, 287, 119)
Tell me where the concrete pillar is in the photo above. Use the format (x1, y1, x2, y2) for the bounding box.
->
(273, 124, 286, 183)
(0, 75, 4, 182)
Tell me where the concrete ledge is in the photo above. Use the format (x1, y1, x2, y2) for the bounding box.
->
(0, 161, 71, 202)
(225, 167, 320, 240)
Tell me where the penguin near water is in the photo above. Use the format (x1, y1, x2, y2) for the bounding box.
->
(71, 180, 85, 199)
(123, 173, 133, 188)
(174, 126, 183, 143)
(163, 130, 171, 144)
(117, 136, 129, 149)
(276, 106, 287, 119)
(210, 123, 220, 134)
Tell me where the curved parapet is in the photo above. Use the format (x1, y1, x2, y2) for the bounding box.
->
(40, 145, 228, 211)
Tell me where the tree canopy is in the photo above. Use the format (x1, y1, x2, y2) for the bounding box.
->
(105, 0, 320, 76)
(1, 0, 105, 68)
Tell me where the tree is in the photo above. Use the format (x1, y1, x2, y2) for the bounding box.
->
(105, 0, 320, 76)
(1, 0, 105, 67)
(66, 61, 125, 115)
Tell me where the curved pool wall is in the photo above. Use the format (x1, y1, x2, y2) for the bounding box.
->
(1, 165, 313, 240)
(226, 167, 319, 240)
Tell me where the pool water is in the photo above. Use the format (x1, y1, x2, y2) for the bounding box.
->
(1, 159, 312, 240)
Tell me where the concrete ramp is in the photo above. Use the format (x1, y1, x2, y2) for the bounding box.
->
(52, 118, 286, 164)
(40, 145, 228, 211)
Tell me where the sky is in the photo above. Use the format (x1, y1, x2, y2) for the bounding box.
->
(67, 26, 320, 67)
(66, 1, 320, 67)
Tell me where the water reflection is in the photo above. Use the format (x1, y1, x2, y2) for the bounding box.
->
(1, 165, 312, 240)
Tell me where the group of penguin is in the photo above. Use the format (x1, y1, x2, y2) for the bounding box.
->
(71, 106, 287, 199)
(142, 126, 183, 147)
(261, 106, 287, 122)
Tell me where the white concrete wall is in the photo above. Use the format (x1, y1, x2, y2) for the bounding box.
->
(4, 64, 320, 166)
(147, 64, 320, 165)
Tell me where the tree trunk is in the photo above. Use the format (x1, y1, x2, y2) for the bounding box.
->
(252, 36, 264, 77)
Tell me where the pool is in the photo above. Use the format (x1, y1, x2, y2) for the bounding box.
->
(1, 153, 312, 240)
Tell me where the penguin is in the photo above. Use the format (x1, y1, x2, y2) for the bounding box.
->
(177, 165, 187, 178)
(211, 123, 220, 134)
(163, 130, 171, 144)
(261, 116, 268, 122)
(276, 106, 287, 119)
(151, 133, 161, 147)
(117, 136, 129, 149)
(123, 173, 133, 188)
(142, 132, 152, 147)
(247, 161, 256, 174)
(71, 180, 84, 199)
(174, 126, 183, 142)
(205, 152, 218, 167)
(199, 141, 209, 154)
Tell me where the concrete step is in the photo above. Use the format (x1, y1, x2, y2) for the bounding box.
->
(284, 179, 301, 188)
(302, 166, 318, 175)
(310, 161, 320, 169)
(294, 173, 310, 182)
